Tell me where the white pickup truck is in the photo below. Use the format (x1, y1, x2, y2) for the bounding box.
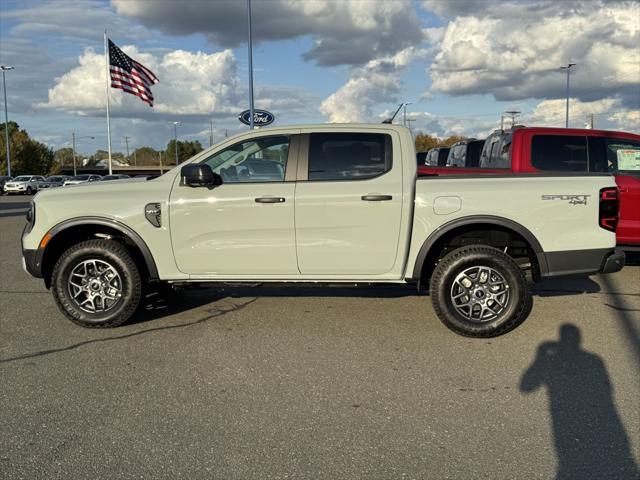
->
(22, 124, 624, 337)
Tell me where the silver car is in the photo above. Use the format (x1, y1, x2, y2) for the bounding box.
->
(4, 175, 45, 195)
(38, 175, 72, 189)
(63, 174, 102, 186)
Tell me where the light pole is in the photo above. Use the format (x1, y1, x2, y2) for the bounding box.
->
(402, 102, 412, 127)
(504, 110, 521, 129)
(172, 121, 182, 165)
(247, 0, 255, 130)
(560, 63, 576, 128)
(1, 65, 14, 177)
(209, 119, 214, 147)
(71, 133, 95, 176)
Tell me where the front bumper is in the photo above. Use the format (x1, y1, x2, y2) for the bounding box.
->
(5, 185, 26, 192)
(22, 248, 42, 278)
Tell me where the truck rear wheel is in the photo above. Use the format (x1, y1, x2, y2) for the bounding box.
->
(429, 245, 531, 337)
(51, 239, 142, 328)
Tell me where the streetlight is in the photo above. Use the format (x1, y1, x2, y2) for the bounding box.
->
(560, 63, 576, 128)
(1, 65, 14, 177)
(403, 102, 412, 127)
(504, 110, 521, 129)
(171, 121, 182, 165)
(71, 132, 95, 176)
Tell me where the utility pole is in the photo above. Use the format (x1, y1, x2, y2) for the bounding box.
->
(504, 110, 521, 129)
(225, 129, 228, 138)
(133, 149, 137, 167)
(590, 112, 595, 129)
(560, 62, 576, 128)
(124, 136, 130, 164)
(406, 118, 416, 133)
(500, 115, 505, 130)
(159, 151, 163, 174)
(209, 120, 214, 147)
(1, 65, 14, 177)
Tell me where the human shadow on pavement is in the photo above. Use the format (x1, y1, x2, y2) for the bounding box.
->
(520, 324, 639, 480)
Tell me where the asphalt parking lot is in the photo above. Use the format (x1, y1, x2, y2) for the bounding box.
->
(0, 194, 638, 479)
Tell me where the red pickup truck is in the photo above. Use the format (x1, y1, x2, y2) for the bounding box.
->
(418, 127, 640, 249)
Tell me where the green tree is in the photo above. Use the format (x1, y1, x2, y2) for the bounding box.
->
(132, 146, 160, 166)
(441, 135, 466, 147)
(54, 147, 74, 167)
(414, 134, 440, 152)
(0, 122, 56, 175)
(165, 139, 204, 165)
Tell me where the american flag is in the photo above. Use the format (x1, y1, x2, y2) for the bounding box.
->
(109, 39, 159, 107)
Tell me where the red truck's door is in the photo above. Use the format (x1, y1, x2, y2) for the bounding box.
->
(605, 137, 640, 246)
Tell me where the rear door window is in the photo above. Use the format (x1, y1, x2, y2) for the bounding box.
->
(531, 135, 588, 172)
(448, 145, 466, 167)
(605, 138, 640, 175)
(307, 133, 391, 181)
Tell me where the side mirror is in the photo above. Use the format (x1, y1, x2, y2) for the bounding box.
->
(181, 164, 223, 189)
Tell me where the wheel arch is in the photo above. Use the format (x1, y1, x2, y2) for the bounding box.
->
(39, 216, 159, 288)
(411, 215, 548, 282)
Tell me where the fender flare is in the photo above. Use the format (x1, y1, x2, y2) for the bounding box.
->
(410, 215, 547, 280)
(39, 216, 159, 281)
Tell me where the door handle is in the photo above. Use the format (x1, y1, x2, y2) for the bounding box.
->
(255, 197, 286, 203)
(361, 194, 392, 201)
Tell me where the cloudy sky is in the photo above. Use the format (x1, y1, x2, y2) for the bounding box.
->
(0, 0, 638, 155)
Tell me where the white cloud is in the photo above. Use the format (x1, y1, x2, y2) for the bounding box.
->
(528, 97, 640, 131)
(40, 46, 242, 117)
(426, 1, 640, 108)
(112, 0, 423, 66)
(321, 47, 427, 122)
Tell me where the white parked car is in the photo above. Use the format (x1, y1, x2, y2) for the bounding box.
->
(4, 175, 46, 195)
(63, 174, 102, 186)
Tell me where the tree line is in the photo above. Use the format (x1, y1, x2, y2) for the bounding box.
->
(0, 122, 204, 176)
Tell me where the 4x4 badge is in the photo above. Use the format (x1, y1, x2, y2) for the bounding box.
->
(541, 194, 590, 205)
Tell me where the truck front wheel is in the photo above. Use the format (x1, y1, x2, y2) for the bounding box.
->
(51, 239, 143, 328)
(429, 245, 532, 337)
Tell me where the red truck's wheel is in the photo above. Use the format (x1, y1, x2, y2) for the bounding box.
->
(430, 245, 532, 337)
(51, 239, 142, 328)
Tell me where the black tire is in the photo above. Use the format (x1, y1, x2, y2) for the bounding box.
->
(429, 245, 532, 338)
(51, 239, 143, 328)
(26, 187, 33, 195)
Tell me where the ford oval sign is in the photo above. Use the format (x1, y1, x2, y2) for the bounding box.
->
(238, 109, 275, 126)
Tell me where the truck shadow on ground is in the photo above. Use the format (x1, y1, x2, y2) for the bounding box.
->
(520, 324, 639, 480)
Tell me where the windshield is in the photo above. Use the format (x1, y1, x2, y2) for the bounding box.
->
(14, 176, 31, 181)
(46, 176, 63, 181)
(73, 175, 91, 180)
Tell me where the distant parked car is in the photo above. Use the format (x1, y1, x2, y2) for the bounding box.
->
(423, 146, 451, 167)
(38, 175, 72, 189)
(446, 139, 485, 168)
(4, 175, 46, 195)
(99, 174, 130, 181)
(63, 174, 102, 186)
(0, 175, 12, 195)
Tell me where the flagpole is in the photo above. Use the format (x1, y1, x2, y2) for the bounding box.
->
(247, 0, 254, 130)
(104, 29, 113, 175)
